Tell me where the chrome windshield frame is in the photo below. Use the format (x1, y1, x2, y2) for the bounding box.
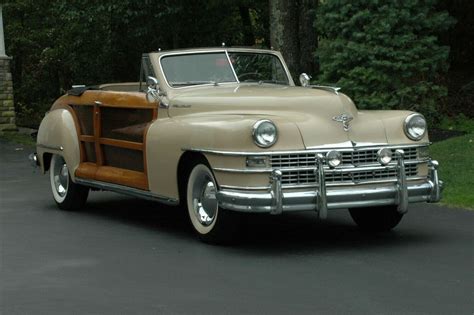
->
(158, 48, 292, 90)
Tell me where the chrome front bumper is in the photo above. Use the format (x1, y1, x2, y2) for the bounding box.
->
(216, 157, 443, 218)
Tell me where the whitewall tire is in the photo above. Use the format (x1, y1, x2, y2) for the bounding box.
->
(49, 154, 89, 210)
(186, 163, 240, 244)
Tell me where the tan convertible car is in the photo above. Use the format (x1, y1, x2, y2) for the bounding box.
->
(32, 47, 443, 243)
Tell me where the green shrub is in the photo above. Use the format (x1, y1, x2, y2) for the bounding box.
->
(316, 0, 455, 122)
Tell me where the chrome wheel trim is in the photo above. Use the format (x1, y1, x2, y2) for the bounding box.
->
(50, 155, 69, 203)
(187, 164, 219, 235)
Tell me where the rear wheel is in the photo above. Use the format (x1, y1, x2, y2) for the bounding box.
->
(349, 206, 403, 233)
(50, 154, 89, 210)
(186, 163, 240, 244)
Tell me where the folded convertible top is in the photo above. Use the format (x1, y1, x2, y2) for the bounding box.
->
(67, 85, 101, 96)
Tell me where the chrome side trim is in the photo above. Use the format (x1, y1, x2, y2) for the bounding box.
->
(184, 143, 430, 156)
(37, 144, 64, 151)
(395, 149, 408, 214)
(74, 178, 179, 206)
(219, 184, 270, 190)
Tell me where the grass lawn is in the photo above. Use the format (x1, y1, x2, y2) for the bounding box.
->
(430, 133, 474, 210)
(0, 131, 36, 146)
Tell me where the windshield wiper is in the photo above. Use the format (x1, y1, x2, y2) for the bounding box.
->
(170, 81, 222, 87)
(256, 80, 288, 85)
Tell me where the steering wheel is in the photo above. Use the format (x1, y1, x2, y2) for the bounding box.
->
(238, 72, 265, 82)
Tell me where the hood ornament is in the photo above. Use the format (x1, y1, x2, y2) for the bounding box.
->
(332, 113, 353, 131)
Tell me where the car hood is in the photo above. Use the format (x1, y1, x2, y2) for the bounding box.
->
(167, 84, 413, 148)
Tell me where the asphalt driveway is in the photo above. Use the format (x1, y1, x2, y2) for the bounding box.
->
(1, 139, 473, 314)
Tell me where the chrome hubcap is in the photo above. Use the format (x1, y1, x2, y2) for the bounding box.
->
(53, 158, 69, 197)
(192, 175, 217, 226)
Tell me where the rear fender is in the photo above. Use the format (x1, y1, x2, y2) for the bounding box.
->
(36, 109, 80, 181)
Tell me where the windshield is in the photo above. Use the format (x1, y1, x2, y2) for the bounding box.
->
(161, 52, 237, 87)
(228, 52, 289, 85)
(160, 51, 289, 87)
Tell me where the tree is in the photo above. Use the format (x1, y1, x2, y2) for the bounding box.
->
(316, 0, 454, 120)
(3, 0, 270, 127)
(269, 0, 318, 80)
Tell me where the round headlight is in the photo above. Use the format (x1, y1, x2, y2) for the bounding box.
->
(252, 120, 277, 148)
(404, 113, 427, 141)
(377, 148, 392, 165)
(326, 150, 342, 168)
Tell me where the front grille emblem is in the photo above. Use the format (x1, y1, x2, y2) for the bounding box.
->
(332, 113, 353, 131)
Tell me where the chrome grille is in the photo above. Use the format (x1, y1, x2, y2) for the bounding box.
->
(270, 147, 419, 169)
(269, 147, 421, 186)
(280, 164, 418, 185)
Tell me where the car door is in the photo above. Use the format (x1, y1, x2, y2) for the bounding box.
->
(73, 55, 158, 190)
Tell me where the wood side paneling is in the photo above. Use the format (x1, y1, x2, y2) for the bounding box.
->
(75, 162, 98, 179)
(99, 138, 143, 151)
(56, 89, 156, 191)
(79, 135, 95, 142)
(96, 166, 148, 190)
(93, 102, 104, 165)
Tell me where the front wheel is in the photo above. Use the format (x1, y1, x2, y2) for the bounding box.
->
(50, 154, 89, 210)
(349, 206, 404, 233)
(186, 163, 240, 244)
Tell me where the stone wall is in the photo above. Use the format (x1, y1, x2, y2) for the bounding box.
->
(0, 56, 16, 133)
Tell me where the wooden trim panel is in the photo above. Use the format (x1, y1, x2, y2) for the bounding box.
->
(75, 163, 148, 190)
(79, 135, 95, 142)
(54, 89, 156, 191)
(75, 162, 98, 179)
(99, 138, 143, 151)
(93, 102, 104, 165)
(96, 166, 148, 190)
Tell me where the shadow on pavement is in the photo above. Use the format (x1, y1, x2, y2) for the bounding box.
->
(58, 192, 440, 255)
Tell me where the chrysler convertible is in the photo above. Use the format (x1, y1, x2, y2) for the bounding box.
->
(32, 47, 443, 243)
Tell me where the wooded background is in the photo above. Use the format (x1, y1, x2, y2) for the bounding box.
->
(2, 0, 473, 127)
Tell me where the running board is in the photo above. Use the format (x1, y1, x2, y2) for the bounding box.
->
(75, 178, 179, 206)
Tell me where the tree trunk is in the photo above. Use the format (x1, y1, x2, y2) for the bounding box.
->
(298, 0, 318, 75)
(269, 0, 300, 80)
(269, 0, 318, 82)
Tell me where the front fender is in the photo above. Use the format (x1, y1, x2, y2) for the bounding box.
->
(359, 110, 430, 144)
(146, 114, 304, 199)
(36, 109, 80, 180)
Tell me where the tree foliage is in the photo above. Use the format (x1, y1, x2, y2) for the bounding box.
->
(3, 0, 270, 126)
(2, 0, 465, 127)
(316, 0, 455, 120)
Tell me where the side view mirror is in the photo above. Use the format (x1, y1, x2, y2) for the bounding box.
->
(299, 73, 311, 87)
(146, 76, 160, 103)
